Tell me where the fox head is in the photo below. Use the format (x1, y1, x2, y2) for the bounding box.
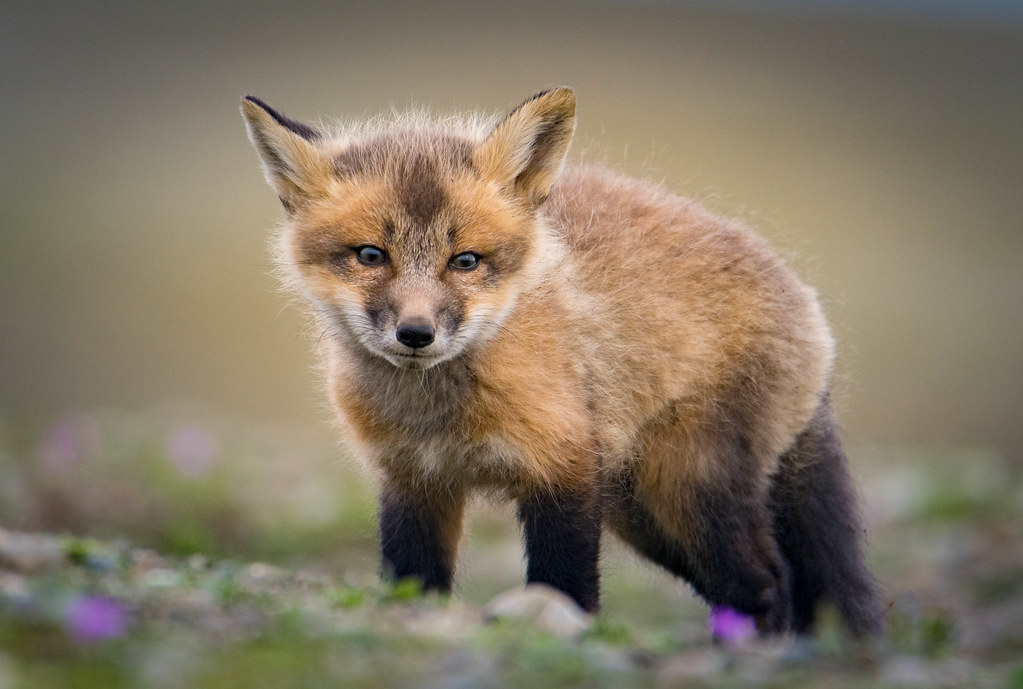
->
(242, 89, 576, 369)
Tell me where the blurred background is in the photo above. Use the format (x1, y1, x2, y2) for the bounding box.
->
(1, 0, 1022, 641)
(3, 0, 1022, 457)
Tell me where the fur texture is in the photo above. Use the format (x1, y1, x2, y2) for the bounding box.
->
(241, 88, 882, 634)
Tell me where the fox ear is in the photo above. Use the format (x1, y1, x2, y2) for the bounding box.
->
(475, 87, 576, 206)
(241, 96, 330, 212)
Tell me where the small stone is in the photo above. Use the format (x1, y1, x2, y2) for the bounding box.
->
(238, 562, 286, 592)
(774, 637, 819, 665)
(129, 548, 167, 575)
(245, 562, 283, 580)
(141, 568, 181, 588)
(735, 638, 790, 682)
(0, 530, 66, 573)
(880, 656, 934, 687)
(82, 553, 119, 573)
(655, 648, 728, 686)
(484, 584, 593, 640)
(0, 573, 30, 606)
(584, 644, 634, 673)
(397, 604, 485, 641)
(882, 656, 981, 689)
(418, 650, 500, 689)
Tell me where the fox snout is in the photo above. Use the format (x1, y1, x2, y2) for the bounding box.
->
(395, 317, 436, 349)
(364, 288, 457, 368)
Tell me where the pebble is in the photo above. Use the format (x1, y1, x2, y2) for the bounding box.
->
(879, 656, 981, 688)
(141, 568, 181, 588)
(0, 529, 66, 573)
(394, 604, 484, 641)
(880, 656, 936, 687)
(654, 647, 728, 686)
(484, 584, 593, 640)
(0, 573, 30, 602)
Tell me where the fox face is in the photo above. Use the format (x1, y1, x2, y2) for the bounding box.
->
(242, 90, 576, 369)
(287, 161, 533, 369)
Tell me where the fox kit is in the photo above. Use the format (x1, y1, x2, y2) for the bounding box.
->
(242, 88, 882, 635)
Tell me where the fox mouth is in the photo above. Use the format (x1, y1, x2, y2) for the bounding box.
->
(384, 349, 440, 369)
(361, 329, 453, 370)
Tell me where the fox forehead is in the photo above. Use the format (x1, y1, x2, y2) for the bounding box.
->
(297, 132, 531, 271)
(329, 129, 472, 222)
(332, 130, 475, 185)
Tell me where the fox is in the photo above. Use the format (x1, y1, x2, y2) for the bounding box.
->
(241, 87, 883, 636)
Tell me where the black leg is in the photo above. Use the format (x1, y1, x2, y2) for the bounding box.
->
(517, 485, 602, 612)
(379, 484, 464, 593)
(769, 397, 883, 636)
(682, 486, 792, 634)
(607, 470, 792, 633)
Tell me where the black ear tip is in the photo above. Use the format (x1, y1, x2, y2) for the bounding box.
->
(240, 96, 321, 141)
(533, 86, 575, 104)
(243, 95, 271, 110)
(506, 86, 576, 120)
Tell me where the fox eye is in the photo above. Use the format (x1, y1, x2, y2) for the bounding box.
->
(355, 245, 387, 266)
(449, 252, 480, 271)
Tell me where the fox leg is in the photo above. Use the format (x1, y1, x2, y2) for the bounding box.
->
(379, 480, 465, 593)
(607, 413, 793, 633)
(517, 483, 602, 612)
(609, 473, 791, 633)
(769, 397, 883, 636)
(677, 482, 792, 634)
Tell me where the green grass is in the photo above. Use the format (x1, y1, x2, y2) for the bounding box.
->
(0, 407, 1020, 688)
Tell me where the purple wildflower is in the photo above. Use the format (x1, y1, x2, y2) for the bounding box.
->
(38, 412, 102, 472)
(165, 423, 219, 478)
(708, 606, 756, 645)
(64, 595, 128, 643)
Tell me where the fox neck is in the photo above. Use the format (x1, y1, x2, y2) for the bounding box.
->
(332, 334, 476, 438)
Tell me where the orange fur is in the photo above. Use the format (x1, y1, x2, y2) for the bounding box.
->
(243, 84, 831, 544)
(241, 88, 878, 632)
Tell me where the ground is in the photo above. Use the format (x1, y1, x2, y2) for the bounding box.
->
(0, 407, 1021, 688)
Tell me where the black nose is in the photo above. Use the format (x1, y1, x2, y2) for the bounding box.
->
(395, 321, 436, 349)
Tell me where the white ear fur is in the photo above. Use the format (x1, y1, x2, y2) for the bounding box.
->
(474, 87, 576, 206)
(241, 96, 330, 211)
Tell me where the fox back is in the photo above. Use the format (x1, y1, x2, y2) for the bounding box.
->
(242, 88, 882, 636)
